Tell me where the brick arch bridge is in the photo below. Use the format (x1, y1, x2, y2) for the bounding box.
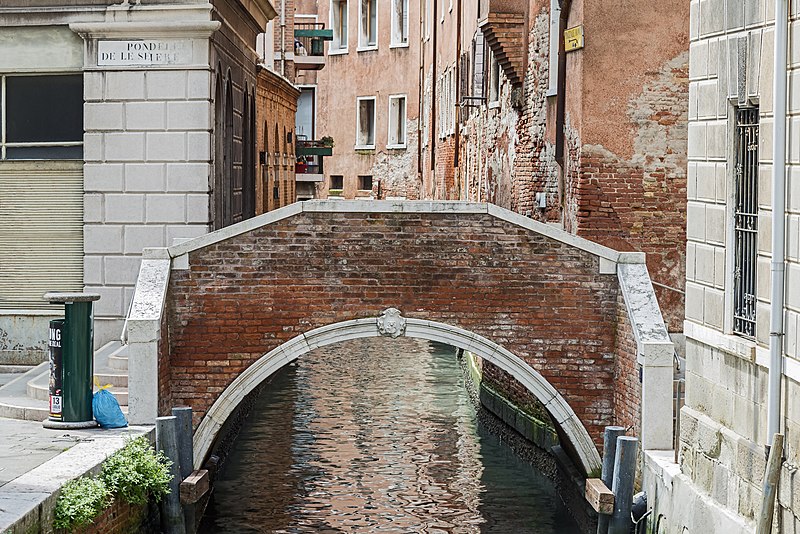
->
(124, 201, 674, 477)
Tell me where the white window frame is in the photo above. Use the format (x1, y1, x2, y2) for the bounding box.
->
(330, 0, 349, 54)
(358, 0, 378, 51)
(425, 0, 432, 41)
(547, 0, 560, 97)
(355, 96, 377, 149)
(488, 50, 500, 107)
(387, 94, 407, 148)
(390, 0, 410, 48)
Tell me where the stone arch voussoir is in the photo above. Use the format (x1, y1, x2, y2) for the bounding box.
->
(192, 311, 602, 476)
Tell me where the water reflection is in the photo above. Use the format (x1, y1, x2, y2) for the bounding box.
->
(200, 338, 581, 533)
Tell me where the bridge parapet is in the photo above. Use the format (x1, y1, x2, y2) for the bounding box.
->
(124, 200, 673, 475)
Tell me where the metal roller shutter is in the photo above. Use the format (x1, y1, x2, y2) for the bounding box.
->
(0, 161, 83, 310)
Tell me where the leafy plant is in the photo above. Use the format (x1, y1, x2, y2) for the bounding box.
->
(100, 436, 173, 505)
(53, 477, 112, 530)
(320, 135, 335, 147)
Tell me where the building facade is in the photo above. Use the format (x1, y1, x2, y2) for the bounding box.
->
(311, 0, 422, 200)
(642, 0, 800, 532)
(420, 0, 689, 335)
(0, 0, 280, 358)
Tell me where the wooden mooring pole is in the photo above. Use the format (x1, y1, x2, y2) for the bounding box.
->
(756, 433, 784, 534)
(597, 426, 625, 534)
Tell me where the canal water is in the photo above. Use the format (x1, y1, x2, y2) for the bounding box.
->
(199, 338, 581, 533)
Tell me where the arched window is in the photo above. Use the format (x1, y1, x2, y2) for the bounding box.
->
(213, 66, 224, 229)
(224, 74, 234, 226)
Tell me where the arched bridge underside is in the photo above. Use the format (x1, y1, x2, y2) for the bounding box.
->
(125, 201, 674, 477)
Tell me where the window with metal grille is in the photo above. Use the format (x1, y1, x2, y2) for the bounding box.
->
(733, 107, 759, 338)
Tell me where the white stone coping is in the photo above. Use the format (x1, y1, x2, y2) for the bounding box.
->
(191, 315, 603, 476)
(0, 426, 153, 533)
(126, 259, 171, 344)
(69, 20, 221, 40)
(146, 200, 645, 269)
(617, 263, 674, 366)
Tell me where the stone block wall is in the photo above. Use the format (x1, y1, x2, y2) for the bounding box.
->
(83, 66, 213, 345)
(674, 0, 800, 529)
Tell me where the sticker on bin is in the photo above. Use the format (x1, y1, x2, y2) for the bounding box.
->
(50, 395, 62, 415)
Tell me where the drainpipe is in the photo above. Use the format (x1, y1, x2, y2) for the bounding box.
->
(431, 0, 438, 182)
(454, 0, 462, 172)
(554, 0, 572, 167)
(768, 0, 789, 447)
(280, 0, 286, 76)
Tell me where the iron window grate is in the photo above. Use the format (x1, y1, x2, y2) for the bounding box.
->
(733, 107, 759, 338)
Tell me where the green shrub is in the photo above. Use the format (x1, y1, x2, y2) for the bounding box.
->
(100, 436, 173, 505)
(53, 476, 112, 531)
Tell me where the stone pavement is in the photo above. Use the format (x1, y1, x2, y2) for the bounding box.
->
(0, 418, 152, 532)
(0, 417, 99, 488)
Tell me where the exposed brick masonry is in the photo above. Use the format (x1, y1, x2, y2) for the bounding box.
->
(163, 211, 631, 448)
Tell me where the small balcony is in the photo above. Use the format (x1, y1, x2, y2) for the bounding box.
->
(296, 137, 331, 183)
(294, 23, 333, 71)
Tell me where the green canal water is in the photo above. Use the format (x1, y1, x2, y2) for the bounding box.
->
(199, 338, 581, 533)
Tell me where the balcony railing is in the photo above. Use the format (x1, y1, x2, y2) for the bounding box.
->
(296, 138, 333, 157)
(294, 23, 333, 70)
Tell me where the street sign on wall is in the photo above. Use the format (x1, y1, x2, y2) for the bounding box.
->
(564, 26, 584, 52)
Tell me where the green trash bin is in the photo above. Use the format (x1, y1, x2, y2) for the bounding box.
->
(43, 292, 101, 429)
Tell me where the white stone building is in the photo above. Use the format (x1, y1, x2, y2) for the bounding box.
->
(0, 0, 276, 361)
(643, 0, 800, 531)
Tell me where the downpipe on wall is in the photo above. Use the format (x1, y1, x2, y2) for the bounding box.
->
(767, 0, 789, 450)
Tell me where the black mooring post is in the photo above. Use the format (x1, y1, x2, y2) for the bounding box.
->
(609, 436, 638, 534)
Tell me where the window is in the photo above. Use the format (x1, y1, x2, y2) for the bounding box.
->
(488, 50, 500, 104)
(331, 0, 348, 51)
(388, 95, 407, 147)
(358, 175, 373, 191)
(0, 74, 83, 160)
(547, 0, 561, 96)
(391, 0, 409, 47)
(733, 107, 759, 338)
(356, 97, 376, 148)
(359, 0, 377, 49)
(422, 85, 430, 146)
(425, 0, 432, 40)
(471, 31, 485, 99)
(437, 67, 456, 138)
(330, 175, 344, 191)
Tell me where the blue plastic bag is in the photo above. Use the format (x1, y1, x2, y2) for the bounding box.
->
(93, 387, 128, 429)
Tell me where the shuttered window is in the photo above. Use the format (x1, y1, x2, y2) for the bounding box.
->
(0, 162, 84, 310)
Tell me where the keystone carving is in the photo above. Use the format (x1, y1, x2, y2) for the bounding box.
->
(377, 308, 406, 338)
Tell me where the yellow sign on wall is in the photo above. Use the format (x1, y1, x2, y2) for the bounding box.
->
(564, 25, 584, 52)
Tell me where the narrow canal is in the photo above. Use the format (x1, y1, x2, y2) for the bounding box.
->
(199, 338, 581, 533)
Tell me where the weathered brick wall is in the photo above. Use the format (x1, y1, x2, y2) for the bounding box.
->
(574, 56, 689, 331)
(163, 211, 624, 447)
(434, 137, 458, 200)
(80, 499, 156, 534)
(256, 69, 300, 213)
(613, 290, 641, 434)
(453, 4, 688, 332)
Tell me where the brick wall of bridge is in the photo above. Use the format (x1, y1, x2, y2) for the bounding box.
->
(161, 210, 638, 448)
